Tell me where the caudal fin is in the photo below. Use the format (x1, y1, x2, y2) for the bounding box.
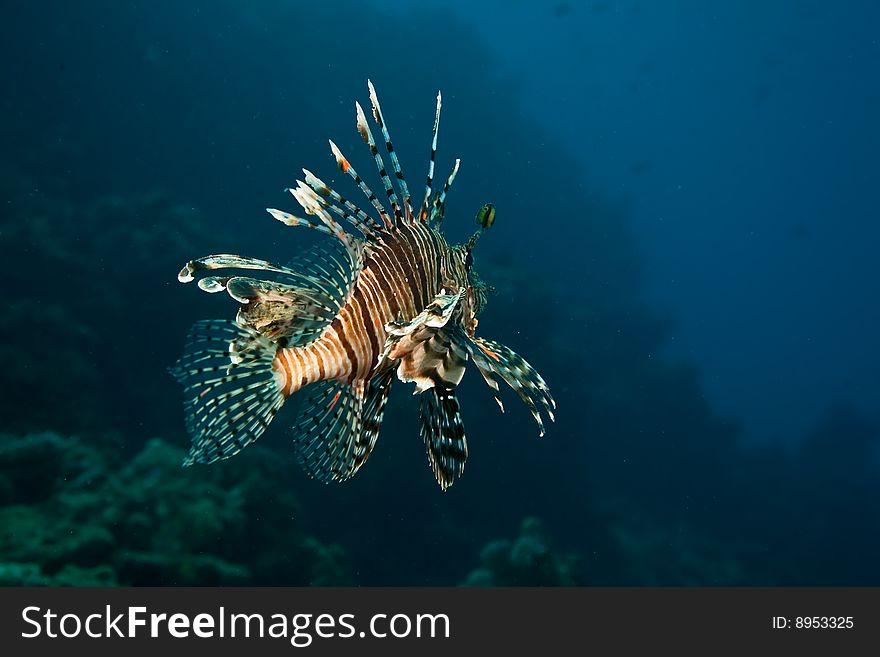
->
(170, 319, 285, 466)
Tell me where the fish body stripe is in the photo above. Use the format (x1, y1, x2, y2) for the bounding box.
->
(273, 223, 452, 394)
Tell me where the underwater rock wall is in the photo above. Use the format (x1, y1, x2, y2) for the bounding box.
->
(1, 165, 227, 438)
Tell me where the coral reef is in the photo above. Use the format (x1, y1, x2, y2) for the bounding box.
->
(0, 432, 350, 586)
(462, 517, 582, 586)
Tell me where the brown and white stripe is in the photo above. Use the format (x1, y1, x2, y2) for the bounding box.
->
(272, 221, 464, 395)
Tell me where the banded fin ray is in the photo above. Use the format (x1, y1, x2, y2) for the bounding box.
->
(429, 158, 461, 225)
(419, 90, 442, 222)
(355, 100, 403, 226)
(292, 379, 366, 482)
(329, 139, 394, 230)
(466, 337, 556, 436)
(420, 386, 468, 491)
(178, 254, 304, 284)
(170, 320, 284, 466)
(284, 237, 362, 317)
(352, 367, 394, 474)
(367, 80, 412, 221)
(302, 168, 381, 239)
(285, 181, 364, 262)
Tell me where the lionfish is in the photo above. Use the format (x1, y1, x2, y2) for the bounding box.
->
(172, 82, 555, 490)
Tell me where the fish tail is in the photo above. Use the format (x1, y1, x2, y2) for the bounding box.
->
(170, 319, 286, 466)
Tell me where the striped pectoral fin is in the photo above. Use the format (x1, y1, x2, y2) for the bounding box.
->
(466, 337, 556, 436)
(226, 277, 333, 345)
(292, 378, 367, 482)
(187, 274, 336, 348)
(420, 386, 468, 491)
(179, 240, 362, 349)
(170, 320, 285, 466)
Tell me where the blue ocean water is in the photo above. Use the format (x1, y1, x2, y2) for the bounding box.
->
(1, 0, 877, 585)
